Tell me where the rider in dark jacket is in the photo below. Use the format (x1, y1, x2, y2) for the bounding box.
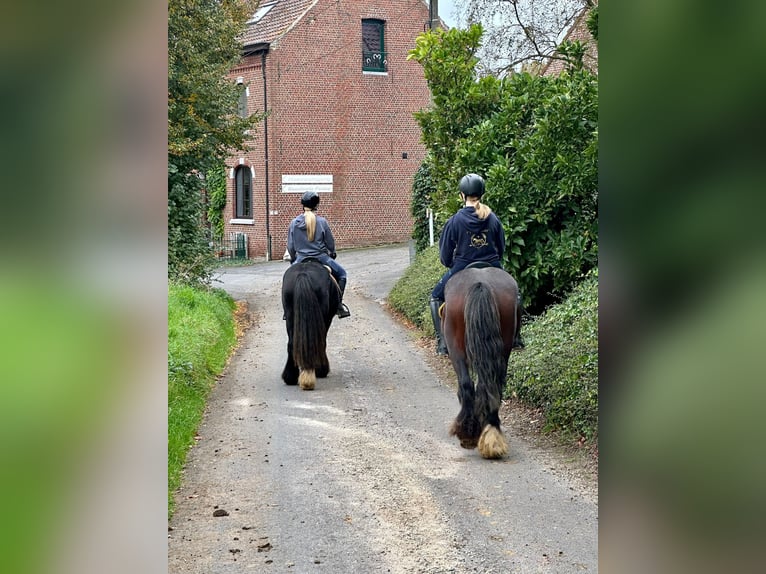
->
(430, 174, 505, 354)
(287, 191, 351, 318)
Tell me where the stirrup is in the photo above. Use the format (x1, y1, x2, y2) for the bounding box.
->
(337, 303, 351, 318)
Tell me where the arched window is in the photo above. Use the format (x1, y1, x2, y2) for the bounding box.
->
(235, 166, 252, 218)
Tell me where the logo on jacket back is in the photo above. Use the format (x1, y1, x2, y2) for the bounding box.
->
(470, 232, 488, 248)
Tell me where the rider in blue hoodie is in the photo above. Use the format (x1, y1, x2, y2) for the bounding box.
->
(287, 191, 351, 318)
(430, 174, 505, 354)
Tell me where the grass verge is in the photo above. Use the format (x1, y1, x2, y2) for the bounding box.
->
(168, 283, 237, 518)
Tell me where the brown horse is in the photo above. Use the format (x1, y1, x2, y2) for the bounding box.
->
(442, 265, 522, 459)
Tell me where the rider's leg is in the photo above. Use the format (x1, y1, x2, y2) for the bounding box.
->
(430, 272, 450, 355)
(326, 258, 350, 318)
(513, 290, 525, 349)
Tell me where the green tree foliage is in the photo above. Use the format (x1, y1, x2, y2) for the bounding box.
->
(168, 0, 259, 283)
(586, 4, 598, 42)
(409, 25, 597, 313)
(408, 25, 503, 226)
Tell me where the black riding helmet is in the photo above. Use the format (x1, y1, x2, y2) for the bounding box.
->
(301, 190, 320, 209)
(459, 173, 485, 198)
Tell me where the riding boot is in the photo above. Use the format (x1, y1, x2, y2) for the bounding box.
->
(429, 298, 448, 356)
(513, 296, 525, 349)
(336, 277, 351, 318)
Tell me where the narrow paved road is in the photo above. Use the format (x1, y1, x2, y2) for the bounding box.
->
(168, 244, 597, 573)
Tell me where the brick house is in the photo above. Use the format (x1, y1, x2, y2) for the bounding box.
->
(222, 0, 440, 260)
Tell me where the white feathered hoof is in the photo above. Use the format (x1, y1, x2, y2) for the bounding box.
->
(299, 369, 316, 390)
(478, 425, 508, 459)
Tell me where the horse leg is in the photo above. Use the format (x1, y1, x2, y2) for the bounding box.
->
(282, 337, 299, 385)
(477, 355, 510, 459)
(281, 306, 300, 384)
(316, 320, 332, 378)
(449, 357, 481, 449)
(316, 352, 330, 378)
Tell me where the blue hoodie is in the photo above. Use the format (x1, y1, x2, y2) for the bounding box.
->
(439, 206, 505, 271)
(287, 212, 336, 261)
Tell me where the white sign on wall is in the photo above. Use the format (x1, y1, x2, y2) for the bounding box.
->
(281, 174, 333, 194)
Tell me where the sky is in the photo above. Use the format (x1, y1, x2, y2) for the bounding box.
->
(435, 0, 460, 29)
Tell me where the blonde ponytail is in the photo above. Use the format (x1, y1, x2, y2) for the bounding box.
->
(303, 207, 317, 241)
(474, 202, 492, 220)
(465, 198, 492, 219)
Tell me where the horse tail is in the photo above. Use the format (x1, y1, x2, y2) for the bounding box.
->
(464, 282, 507, 429)
(292, 272, 327, 371)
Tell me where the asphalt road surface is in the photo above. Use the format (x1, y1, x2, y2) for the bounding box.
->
(168, 244, 597, 573)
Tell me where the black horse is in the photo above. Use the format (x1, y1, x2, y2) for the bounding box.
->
(442, 266, 522, 458)
(281, 259, 341, 390)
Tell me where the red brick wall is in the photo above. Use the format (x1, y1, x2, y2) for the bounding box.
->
(226, 0, 433, 259)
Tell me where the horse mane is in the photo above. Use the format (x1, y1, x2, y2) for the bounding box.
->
(304, 208, 317, 241)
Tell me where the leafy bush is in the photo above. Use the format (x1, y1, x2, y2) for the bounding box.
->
(388, 246, 444, 332)
(168, 163, 215, 285)
(205, 165, 228, 240)
(508, 270, 598, 440)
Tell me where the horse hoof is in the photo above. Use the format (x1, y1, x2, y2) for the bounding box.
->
(460, 438, 478, 449)
(478, 425, 508, 459)
(298, 370, 316, 390)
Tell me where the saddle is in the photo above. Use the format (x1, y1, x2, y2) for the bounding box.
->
(464, 261, 493, 270)
(300, 258, 342, 295)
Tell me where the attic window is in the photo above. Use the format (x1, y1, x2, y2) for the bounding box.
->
(248, 1, 277, 24)
(362, 19, 387, 73)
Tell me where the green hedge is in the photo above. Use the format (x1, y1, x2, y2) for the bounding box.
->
(508, 270, 598, 440)
(388, 246, 444, 334)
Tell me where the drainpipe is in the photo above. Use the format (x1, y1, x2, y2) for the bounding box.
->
(262, 50, 272, 260)
(429, 0, 439, 30)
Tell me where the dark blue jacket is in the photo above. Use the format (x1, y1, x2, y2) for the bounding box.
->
(439, 206, 505, 271)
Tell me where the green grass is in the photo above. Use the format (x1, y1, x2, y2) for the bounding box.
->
(168, 283, 237, 517)
(388, 249, 598, 442)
